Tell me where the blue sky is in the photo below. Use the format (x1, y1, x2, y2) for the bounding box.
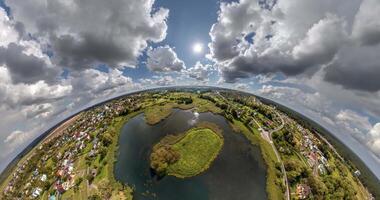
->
(0, 0, 380, 179)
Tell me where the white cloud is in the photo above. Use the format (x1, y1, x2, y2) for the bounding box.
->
(209, 0, 380, 93)
(235, 83, 249, 90)
(22, 103, 53, 119)
(0, 66, 72, 108)
(2, 130, 35, 159)
(335, 109, 372, 136)
(6, 0, 169, 69)
(368, 123, 380, 155)
(0, 8, 18, 47)
(4, 130, 29, 146)
(209, 0, 352, 82)
(186, 61, 212, 82)
(146, 45, 185, 72)
(70, 68, 135, 95)
(140, 75, 175, 86)
(352, 0, 380, 45)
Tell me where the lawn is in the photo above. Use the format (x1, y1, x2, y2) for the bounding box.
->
(156, 128, 224, 178)
(168, 128, 224, 178)
(144, 104, 173, 125)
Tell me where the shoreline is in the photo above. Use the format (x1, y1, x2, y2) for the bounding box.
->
(1, 86, 378, 198)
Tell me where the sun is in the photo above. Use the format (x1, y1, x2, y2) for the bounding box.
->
(192, 42, 203, 54)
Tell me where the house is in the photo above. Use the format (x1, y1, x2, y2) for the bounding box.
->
(318, 164, 326, 175)
(55, 182, 65, 194)
(32, 187, 42, 198)
(296, 184, 311, 199)
(40, 174, 47, 182)
(354, 170, 361, 177)
(56, 169, 64, 177)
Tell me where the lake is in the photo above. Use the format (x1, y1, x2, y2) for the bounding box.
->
(114, 109, 268, 200)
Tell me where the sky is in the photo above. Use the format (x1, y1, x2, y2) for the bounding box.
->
(0, 0, 380, 179)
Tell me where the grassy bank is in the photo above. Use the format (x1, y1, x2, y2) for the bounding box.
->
(150, 127, 224, 178)
(168, 128, 224, 178)
(70, 112, 141, 199)
(230, 119, 284, 200)
(144, 104, 174, 125)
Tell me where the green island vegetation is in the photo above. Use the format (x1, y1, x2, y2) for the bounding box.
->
(150, 126, 224, 178)
(144, 104, 174, 125)
(0, 88, 376, 200)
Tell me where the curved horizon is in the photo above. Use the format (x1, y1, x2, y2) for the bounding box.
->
(2, 86, 379, 182)
(1, 0, 380, 198)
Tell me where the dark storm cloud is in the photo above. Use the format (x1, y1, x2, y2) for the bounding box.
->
(52, 34, 136, 70)
(324, 62, 380, 92)
(351, 0, 380, 46)
(0, 43, 59, 84)
(6, 0, 169, 70)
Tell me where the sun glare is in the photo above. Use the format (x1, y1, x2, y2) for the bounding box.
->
(192, 42, 203, 54)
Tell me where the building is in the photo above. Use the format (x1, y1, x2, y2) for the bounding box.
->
(32, 187, 42, 198)
(354, 170, 361, 177)
(40, 174, 47, 182)
(296, 184, 311, 199)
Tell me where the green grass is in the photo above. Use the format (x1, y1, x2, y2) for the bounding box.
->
(67, 112, 140, 200)
(193, 97, 223, 114)
(166, 128, 224, 178)
(144, 104, 173, 125)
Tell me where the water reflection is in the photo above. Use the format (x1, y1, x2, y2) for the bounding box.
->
(114, 109, 267, 200)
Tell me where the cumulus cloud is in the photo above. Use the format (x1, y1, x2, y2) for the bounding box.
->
(335, 110, 380, 156)
(5, 0, 169, 69)
(368, 123, 380, 155)
(22, 103, 53, 119)
(1, 128, 42, 160)
(4, 130, 30, 148)
(140, 75, 175, 86)
(335, 110, 372, 136)
(351, 0, 380, 46)
(186, 61, 212, 82)
(0, 8, 60, 84)
(69, 68, 138, 101)
(146, 45, 185, 72)
(209, 0, 380, 92)
(0, 8, 18, 47)
(0, 66, 72, 108)
(209, 0, 351, 83)
(0, 43, 60, 84)
(323, 43, 380, 92)
(235, 83, 249, 90)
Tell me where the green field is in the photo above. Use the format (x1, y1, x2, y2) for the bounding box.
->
(144, 104, 174, 125)
(151, 127, 224, 178)
(169, 128, 224, 178)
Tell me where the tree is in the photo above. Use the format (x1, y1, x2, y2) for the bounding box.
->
(307, 170, 327, 198)
(150, 145, 180, 176)
(99, 133, 113, 147)
(99, 146, 107, 161)
(86, 174, 94, 184)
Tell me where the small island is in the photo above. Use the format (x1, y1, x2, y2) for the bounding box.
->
(150, 125, 224, 178)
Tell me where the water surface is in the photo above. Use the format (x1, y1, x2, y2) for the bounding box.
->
(114, 109, 267, 200)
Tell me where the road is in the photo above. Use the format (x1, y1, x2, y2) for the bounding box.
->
(252, 111, 290, 200)
(215, 92, 290, 200)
